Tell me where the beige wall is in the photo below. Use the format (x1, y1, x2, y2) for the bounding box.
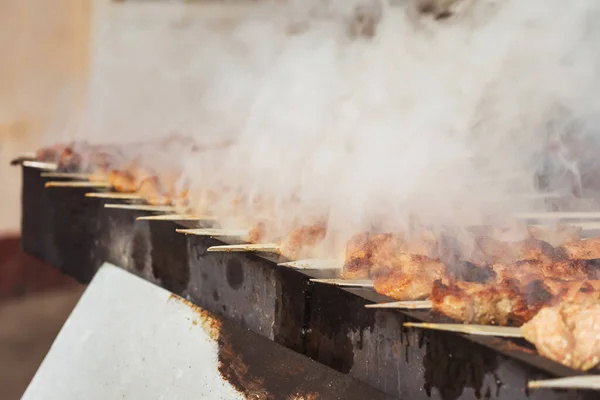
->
(0, 0, 89, 234)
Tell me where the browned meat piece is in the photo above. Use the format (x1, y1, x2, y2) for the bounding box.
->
(107, 169, 144, 194)
(342, 230, 440, 279)
(527, 225, 582, 246)
(279, 220, 328, 260)
(36, 141, 120, 172)
(369, 235, 409, 277)
(89, 168, 108, 182)
(431, 280, 552, 326)
(36, 143, 68, 161)
(471, 236, 518, 265)
(474, 237, 558, 266)
(544, 279, 600, 303)
(342, 233, 372, 279)
(373, 254, 447, 300)
(137, 176, 170, 205)
(560, 237, 600, 260)
(56, 147, 83, 172)
(107, 170, 139, 193)
(247, 222, 267, 244)
(393, 230, 439, 260)
(491, 259, 589, 287)
(517, 238, 560, 264)
(135, 170, 188, 206)
(448, 261, 496, 284)
(544, 259, 589, 281)
(342, 233, 397, 279)
(522, 300, 600, 370)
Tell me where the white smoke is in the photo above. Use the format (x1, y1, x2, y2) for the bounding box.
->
(59, 0, 600, 254)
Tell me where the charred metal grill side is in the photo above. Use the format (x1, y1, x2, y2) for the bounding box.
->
(19, 165, 599, 400)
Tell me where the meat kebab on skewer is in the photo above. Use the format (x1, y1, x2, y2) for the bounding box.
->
(430, 278, 600, 326)
(521, 299, 600, 371)
(241, 219, 328, 260)
(353, 229, 600, 314)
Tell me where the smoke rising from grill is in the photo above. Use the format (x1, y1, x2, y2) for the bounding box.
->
(58, 0, 600, 256)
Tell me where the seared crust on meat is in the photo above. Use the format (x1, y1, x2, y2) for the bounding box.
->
(430, 280, 550, 326)
(343, 233, 397, 279)
(372, 254, 446, 300)
(279, 220, 327, 260)
(560, 237, 600, 260)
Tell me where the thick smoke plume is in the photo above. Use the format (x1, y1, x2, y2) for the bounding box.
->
(58, 0, 600, 256)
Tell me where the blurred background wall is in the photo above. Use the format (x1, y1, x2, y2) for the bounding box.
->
(0, 1, 255, 397)
(0, 0, 89, 235)
(0, 1, 89, 398)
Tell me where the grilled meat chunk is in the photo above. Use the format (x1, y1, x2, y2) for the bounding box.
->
(527, 224, 582, 246)
(373, 254, 447, 300)
(343, 230, 439, 279)
(432, 278, 600, 326)
(248, 222, 267, 244)
(430, 280, 551, 326)
(278, 220, 328, 260)
(449, 261, 496, 283)
(107, 169, 139, 193)
(36, 143, 69, 162)
(522, 300, 600, 371)
(560, 237, 600, 260)
(472, 237, 558, 266)
(491, 259, 589, 286)
(343, 233, 397, 279)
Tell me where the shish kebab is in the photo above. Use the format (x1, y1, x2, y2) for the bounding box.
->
(24, 142, 600, 374)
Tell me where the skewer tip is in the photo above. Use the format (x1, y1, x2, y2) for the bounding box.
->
(365, 300, 432, 309)
(175, 228, 249, 238)
(136, 214, 208, 221)
(22, 161, 58, 170)
(45, 181, 111, 188)
(104, 204, 177, 213)
(528, 376, 600, 390)
(277, 259, 342, 270)
(309, 278, 374, 288)
(206, 244, 280, 253)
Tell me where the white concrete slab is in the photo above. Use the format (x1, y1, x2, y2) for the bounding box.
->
(22, 263, 244, 400)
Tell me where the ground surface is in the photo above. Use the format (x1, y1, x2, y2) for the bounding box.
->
(0, 235, 84, 400)
(0, 287, 84, 400)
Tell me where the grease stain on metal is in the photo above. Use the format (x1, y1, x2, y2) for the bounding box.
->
(168, 294, 324, 400)
(226, 258, 244, 290)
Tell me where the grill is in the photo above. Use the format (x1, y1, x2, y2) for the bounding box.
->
(18, 164, 599, 400)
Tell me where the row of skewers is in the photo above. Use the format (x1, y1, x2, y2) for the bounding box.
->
(15, 141, 600, 390)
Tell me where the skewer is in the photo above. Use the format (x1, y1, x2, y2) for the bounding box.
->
(403, 322, 523, 338)
(206, 243, 280, 253)
(41, 172, 93, 179)
(85, 192, 144, 200)
(104, 204, 177, 213)
(176, 228, 249, 238)
(45, 181, 112, 188)
(365, 300, 433, 309)
(528, 376, 600, 390)
(516, 212, 600, 220)
(555, 222, 600, 231)
(136, 214, 210, 221)
(277, 259, 342, 270)
(10, 152, 37, 165)
(309, 278, 374, 288)
(21, 161, 58, 170)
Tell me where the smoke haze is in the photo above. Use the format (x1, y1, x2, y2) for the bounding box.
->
(53, 0, 600, 255)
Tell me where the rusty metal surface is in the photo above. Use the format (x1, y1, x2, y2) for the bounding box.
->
(19, 165, 600, 400)
(167, 294, 395, 400)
